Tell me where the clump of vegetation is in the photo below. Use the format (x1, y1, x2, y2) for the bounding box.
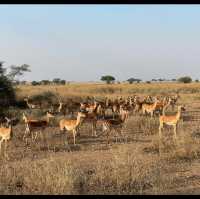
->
(31, 91, 58, 105)
(127, 78, 142, 84)
(101, 75, 115, 84)
(178, 76, 192, 83)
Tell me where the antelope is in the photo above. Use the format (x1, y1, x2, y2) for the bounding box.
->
(101, 105, 130, 144)
(59, 110, 87, 145)
(22, 111, 55, 141)
(96, 102, 106, 119)
(24, 96, 40, 109)
(0, 117, 13, 158)
(134, 96, 144, 113)
(84, 102, 100, 137)
(155, 97, 172, 115)
(159, 105, 186, 141)
(170, 94, 180, 110)
(142, 97, 159, 117)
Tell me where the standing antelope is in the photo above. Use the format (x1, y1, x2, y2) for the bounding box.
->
(159, 105, 186, 141)
(59, 110, 87, 145)
(142, 98, 159, 117)
(84, 102, 100, 137)
(24, 96, 40, 109)
(101, 105, 130, 144)
(22, 111, 55, 141)
(0, 117, 13, 158)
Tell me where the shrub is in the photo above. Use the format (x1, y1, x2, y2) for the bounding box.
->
(0, 63, 16, 107)
(100, 75, 115, 84)
(178, 76, 192, 83)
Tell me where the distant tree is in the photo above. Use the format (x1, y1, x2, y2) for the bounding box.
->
(31, 81, 40, 86)
(40, 80, 51, 85)
(158, 78, 165, 82)
(146, 81, 151, 84)
(171, 79, 177, 82)
(151, 79, 157, 82)
(195, 79, 199, 83)
(178, 76, 192, 84)
(101, 75, 115, 84)
(0, 61, 16, 107)
(52, 78, 61, 85)
(127, 78, 142, 84)
(60, 80, 66, 85)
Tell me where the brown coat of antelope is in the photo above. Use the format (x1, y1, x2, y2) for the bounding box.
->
(142, 98, 159, 117)
(22, 111, 55, 141)
(59, 110, 87, 145)
(101, 105, 130, 144)
(0, 117, 13, 158)
(159, 105, 186, 141)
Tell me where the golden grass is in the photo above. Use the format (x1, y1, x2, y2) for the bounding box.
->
(15, 82, 200, 100)
(1, 83, 200, 194)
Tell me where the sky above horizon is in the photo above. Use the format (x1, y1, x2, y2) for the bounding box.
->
(1, 5, 200, 82)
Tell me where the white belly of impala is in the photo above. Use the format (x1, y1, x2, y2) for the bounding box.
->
(65, 125, 75, 131)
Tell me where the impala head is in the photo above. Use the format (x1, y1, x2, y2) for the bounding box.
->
(178, 105, 186, 112)
(78, 109, 88, 118)
(80, 102, 88, 109)
(4, 117, 11, 127)
(46, 111, 55, 118)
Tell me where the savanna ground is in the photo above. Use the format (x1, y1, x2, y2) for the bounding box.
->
(2, 82, 200, 194)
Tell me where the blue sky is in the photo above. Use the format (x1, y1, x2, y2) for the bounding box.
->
(1, 5, 200, 81)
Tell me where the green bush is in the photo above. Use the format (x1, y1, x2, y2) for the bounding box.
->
(178, 76, 192, 83)
(0, 71, 16, 107)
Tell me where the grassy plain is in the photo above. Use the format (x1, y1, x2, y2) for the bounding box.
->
(1, 82, 200, 194)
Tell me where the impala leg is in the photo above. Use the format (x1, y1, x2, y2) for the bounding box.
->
(106, 131, 110, 145)
(173, 125, 177, 141)
(4, 140, 8, 159)
(93, 121, 97, 137)
(0, 139, 3, 155)
(23, 126, 29, 140)
(73, 130, 76, 146)
(34, 131, 38, 141)
(159, 123, 163, 140)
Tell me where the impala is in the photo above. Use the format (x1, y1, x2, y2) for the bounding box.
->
(159, 105, 186, 141)
(142, 97, 159, 117)
(101, 105, 130, 144)
(59, 109, 87, 145)
(0, 117, 13, 158)
(24, 96, 40, 109)
(22, 111, 55, 141)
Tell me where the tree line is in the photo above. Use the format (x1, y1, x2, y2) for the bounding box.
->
(100, 75, 195, 84)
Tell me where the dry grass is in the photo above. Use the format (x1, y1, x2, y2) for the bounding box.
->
(1, 83, 200, 194)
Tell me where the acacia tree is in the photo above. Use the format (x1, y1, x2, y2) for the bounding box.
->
(127, 78, 142, 84)
(0, 62, 15, 107)
(178, 76, 192, 83)
(7, 64, 31, 83)
(100, 75, 115, 84)
(0, 62, 31, 107)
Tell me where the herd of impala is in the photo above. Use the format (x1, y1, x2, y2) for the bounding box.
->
(0, 92, 185, 158)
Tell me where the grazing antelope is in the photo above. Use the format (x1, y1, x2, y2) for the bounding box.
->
(22, 111, 55, 141)
(101, 105, 130, 144)
(0, 117, 13, 158)
(59, 110, 87, 145)
(159, 105, 186, 141)
(142, 97, 159, 117)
